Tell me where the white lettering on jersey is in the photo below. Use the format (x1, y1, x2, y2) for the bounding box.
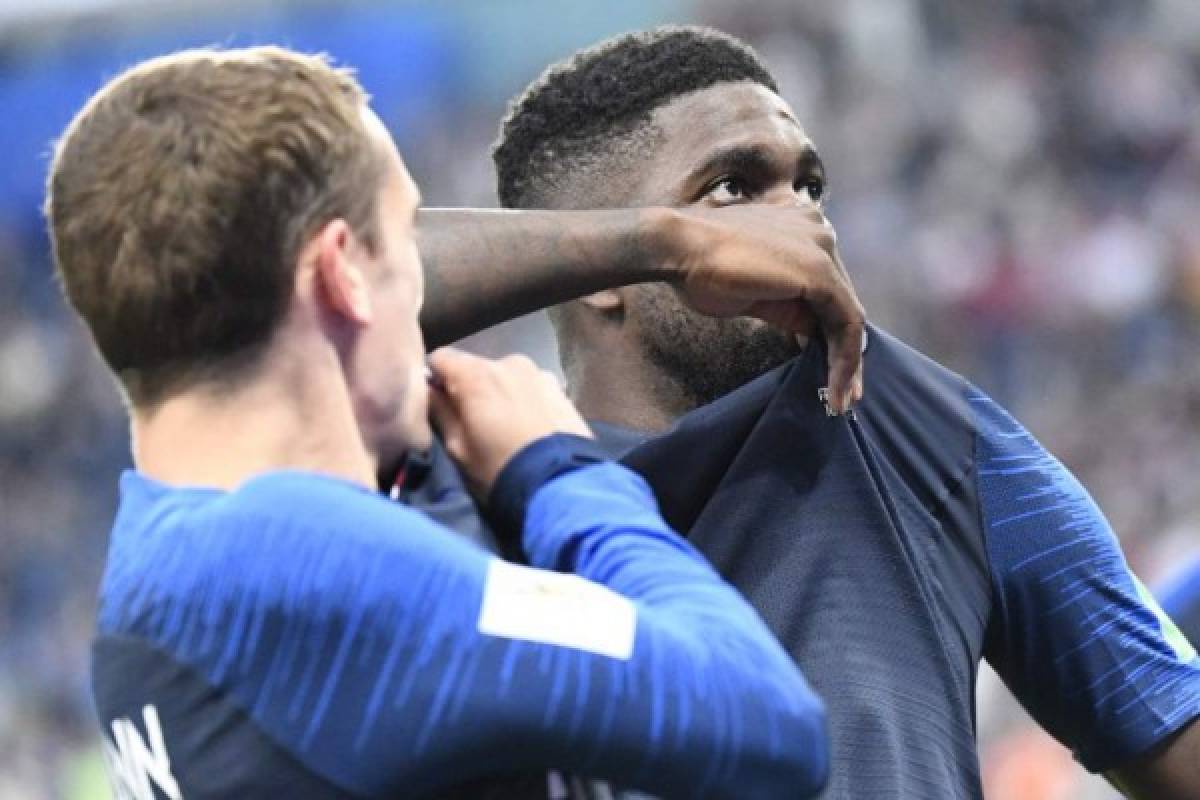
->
(101, 705, 182, 800)
(478, 559, 637, 660)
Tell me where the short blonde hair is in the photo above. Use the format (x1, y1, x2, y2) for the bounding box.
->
(45, 46, 383, 407)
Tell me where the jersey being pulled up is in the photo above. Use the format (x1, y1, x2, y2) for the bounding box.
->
(91, 436, 828, 799)
(611, 325, 1200, 799)
(403, 325, 1200, 799)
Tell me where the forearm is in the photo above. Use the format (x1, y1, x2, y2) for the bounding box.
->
(1108, 718, 1200, 799)
(416, 207, 672, 347)
(416, 203, 868, 409)
(495, 435, 747, 601)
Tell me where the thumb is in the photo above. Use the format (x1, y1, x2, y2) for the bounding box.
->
(426, 346, 474, 395)
(427, 385, 467, 463)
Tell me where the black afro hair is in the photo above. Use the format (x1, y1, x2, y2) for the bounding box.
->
(493, 25, 778, 209)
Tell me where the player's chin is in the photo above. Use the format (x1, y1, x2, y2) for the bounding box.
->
(750, 315, 799, 335)
(728, 317, 803, 353)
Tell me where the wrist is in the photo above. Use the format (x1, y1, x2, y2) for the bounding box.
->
(487, 433, 610, 543)
(637, 206, 690, 284)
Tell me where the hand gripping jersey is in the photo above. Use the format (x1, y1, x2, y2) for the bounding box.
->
(90, 436, 828, 799)
(403, 325, 1200, 799)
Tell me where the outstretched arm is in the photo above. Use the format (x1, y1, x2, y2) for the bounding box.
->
(417, 208, 655, 347)
(417, 204, 865, 412)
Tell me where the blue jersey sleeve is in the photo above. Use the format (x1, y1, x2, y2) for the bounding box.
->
(1160, 561, 1200, 650)
(1160, 561, 1200, 619)
(100, 440, 827, 798)
(971, 389, 1200, 771)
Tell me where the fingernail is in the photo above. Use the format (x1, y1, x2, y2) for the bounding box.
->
(817, 387, 836, 416)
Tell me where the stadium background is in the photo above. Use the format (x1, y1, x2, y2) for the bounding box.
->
(2, 0, 1199, 797)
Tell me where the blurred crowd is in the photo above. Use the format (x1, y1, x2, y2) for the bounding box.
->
(3, 0, 1200, 796)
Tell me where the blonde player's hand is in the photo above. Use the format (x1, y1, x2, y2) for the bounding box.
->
(427, 348, 592, 496)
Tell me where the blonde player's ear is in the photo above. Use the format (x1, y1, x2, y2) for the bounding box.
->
(313, 219, 373, 325)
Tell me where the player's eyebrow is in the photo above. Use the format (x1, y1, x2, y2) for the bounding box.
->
(684, 143, 826, 191)
(685, 145, 772, 188)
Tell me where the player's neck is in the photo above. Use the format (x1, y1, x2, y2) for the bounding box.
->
(570, 351, 694, 434)
(130, 349, 375, 492)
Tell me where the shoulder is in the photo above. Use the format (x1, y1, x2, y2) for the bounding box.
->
(230, 470, 424, 539)
(860, 326, 976, 418)
(112, 469, 430, 546)
(965, 385, 1105, 551)
(855, 325, 979, 504)
(185, 470, 480, 561)
(99, 470, 483, 637)
(209, 470, 490, 577)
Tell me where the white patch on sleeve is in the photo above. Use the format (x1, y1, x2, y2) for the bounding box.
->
(478, 559, 637, 660)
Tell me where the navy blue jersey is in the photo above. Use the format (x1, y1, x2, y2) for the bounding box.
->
(404, 325, 1200, 799)
(613, 326, 1200, 798)
(1161, 560, 1200, 649)
(91, 435, 828, 799)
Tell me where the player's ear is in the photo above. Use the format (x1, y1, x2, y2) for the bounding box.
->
(313, 218, 372, 325)
(580, 288, 623, 313)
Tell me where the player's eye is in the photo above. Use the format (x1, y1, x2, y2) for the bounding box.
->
(705, 176, 752, 205)
(797, 174, 826, 205)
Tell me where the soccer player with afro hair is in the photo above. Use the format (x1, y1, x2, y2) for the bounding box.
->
(466, 25, 1200, 800)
